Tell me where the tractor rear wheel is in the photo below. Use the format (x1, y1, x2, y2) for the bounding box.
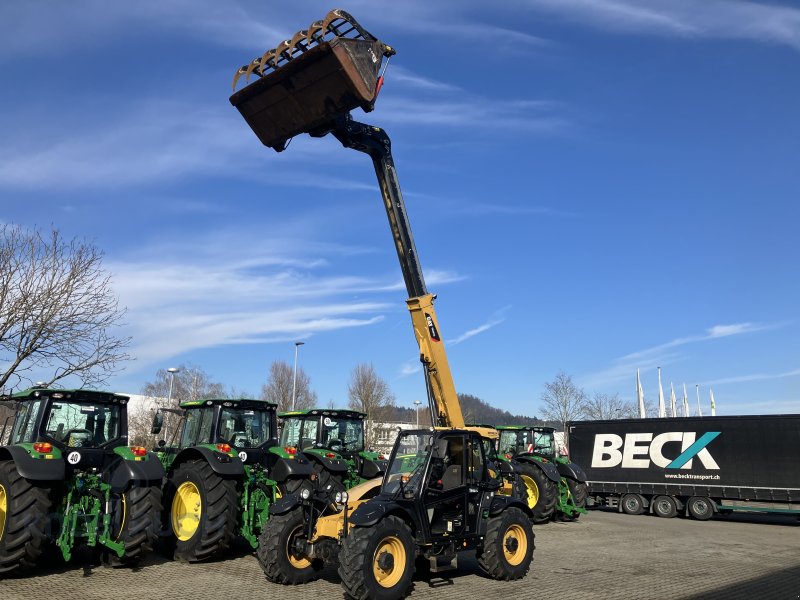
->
(339, 515, 415, 600)
(105, 484, 163, 567)
(477, 507, 534, 580)
(515, 462, 557, 523)
(165, 459, 238, 562)
(257, 506, 322, 584)
(0, 460, 51, 575)
(564, 478, 587, 520)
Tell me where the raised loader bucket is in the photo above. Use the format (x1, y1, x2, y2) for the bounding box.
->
(229, 9, 394, 151)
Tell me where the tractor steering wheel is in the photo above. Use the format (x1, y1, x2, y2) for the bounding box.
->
(63, 428, 93, 447)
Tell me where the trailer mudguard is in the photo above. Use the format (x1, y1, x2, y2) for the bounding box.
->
(106, 452, 166, 493)
(270, 455, 314, 482)
(517, 456, 561, 483)
(489, 493, 532, 518)
(0, 445, 65, 481)
(170, 447, 244, 477)
(557, 461, 587, 483)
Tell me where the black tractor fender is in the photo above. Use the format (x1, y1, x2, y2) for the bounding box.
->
(556, 461, 587, 483)
(105, 452, 166, 493)
(303, 451, 349, 474)
(349, 498, 419, 534)
(269, 455, 314, 483)
(489, 493, 533, 519)
(168, 446, 244, 478)
(514, 456, 561, 484)
(0, 445, 65, 481)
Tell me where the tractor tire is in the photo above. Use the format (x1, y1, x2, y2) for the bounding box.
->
(565, 478, 587, 520)
(257, 506, 322, 584)
(0, 460, 52, 575)
(477, 507, 534, 581)
(105, 484, 162, 567)
(165, 459, 238, 562)
(515, 462, 557, 524)
(314, 463, 346, 496)
(276, 477, 313, 500)
(339, 515, 415, 600)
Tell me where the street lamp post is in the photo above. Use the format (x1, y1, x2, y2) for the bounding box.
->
(414, 399, 422, 428)
(291, 342, 305, 411)
(167, 367, 179, 407)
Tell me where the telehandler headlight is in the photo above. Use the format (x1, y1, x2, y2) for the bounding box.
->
(301, 488, 311, 500)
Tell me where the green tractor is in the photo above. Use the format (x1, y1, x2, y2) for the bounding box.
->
(0, 388, 163, 575)
(278, 409, 388, 492)
(151, 397, 314, 561)
(497, 425, 587, 521)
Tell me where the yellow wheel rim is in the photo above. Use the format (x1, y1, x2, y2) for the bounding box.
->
(275, 487, 282, 500)
(372, 535, 406, 589)
(286, 523, 312, 569)
(172, 481, 202, 541)
(521, 475, 539, 509)
(503, 524, 528, 566)
(0, 484, 7, 541)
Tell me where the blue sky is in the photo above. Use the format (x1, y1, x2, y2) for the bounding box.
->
(1, 1, 798, 416)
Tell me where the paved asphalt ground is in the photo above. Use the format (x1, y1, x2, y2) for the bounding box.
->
(2, 509, 798, 600)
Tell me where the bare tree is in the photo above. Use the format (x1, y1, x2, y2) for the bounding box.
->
(0, 225, 130, 391)
(260, 360, 317, 412)
(128, 364, 226, 448)
(540, 371, 587, 437)
(347, 363, 395, 448)
(582, 392, 639, 420)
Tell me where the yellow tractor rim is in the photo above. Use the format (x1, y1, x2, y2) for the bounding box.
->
(373, 535, 406, 588)
(286, 523, 312, 569)
(172, 481, 202, 541)
(0, 484, 7, 541)
(521, 475, 539, 509)
(503, 524, 528, 566)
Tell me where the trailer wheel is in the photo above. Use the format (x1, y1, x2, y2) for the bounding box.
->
(652, 495, 677, 518)
(257, 506, 322, 584)
(105, 483, 163, 567)
(687, 496, 714, 521)
(339, 515, 415, 600)
(0, 460, 51, 575)
(165, 459, 239, 562)
(621, 493, 645, 516)
(478, 507, 534, 581)
(515, 462, 557, 523)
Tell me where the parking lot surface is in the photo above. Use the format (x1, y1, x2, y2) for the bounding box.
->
(2, 510, 798, 600)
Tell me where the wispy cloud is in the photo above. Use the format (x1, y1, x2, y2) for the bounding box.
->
(581, 321, 776, 388)
(448, 306, 510, 346)
(701, 367, 800, 387)
(520, 0, 800, 50)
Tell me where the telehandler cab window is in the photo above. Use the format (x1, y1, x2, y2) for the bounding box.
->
(220, 408, 272, 448)
(428, 436, 465, 492)
(45, 401, 121, 447)
(180, 406, 215, 447)
(10, 399, 43, 444)
(384, 432, 431, 496)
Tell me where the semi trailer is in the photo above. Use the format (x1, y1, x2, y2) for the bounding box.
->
(567, 414, 800, 519)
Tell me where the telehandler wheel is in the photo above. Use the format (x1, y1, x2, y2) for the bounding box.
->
(339, 515, 415, 600)
(0, 460, 51, 575)
(165, 459, 238, 562)
(515, 462, 557, 523)
(105, 484, 163, 567)
(257, 506, 321, 584)
(478, 507, 534, 581)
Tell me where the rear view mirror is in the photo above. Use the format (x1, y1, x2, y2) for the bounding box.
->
(151, 411, 164, 435)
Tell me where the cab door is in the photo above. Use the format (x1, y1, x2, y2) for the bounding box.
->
(423, 434, 467, 538)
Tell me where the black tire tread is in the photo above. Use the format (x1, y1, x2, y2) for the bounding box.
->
(256, 507, 320, 585)
(107, 484, 162, 567)
(477, 507, 534, 581)
(516, 462, 557, 523)
(0, 460, 51, 575)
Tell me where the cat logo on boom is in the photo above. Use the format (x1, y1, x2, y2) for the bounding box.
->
(425, 313, 440, 342)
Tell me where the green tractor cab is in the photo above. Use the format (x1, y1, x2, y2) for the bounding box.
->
(279, 408, 388, 491)
(151, 397, 313, 561)
(496, 425, 587, 521)
(0, 388, 163, 576)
